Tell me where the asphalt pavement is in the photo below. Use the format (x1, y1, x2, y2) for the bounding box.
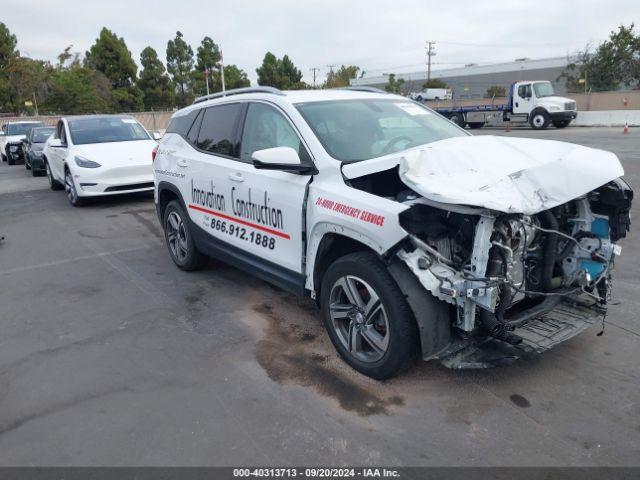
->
(0, 127, 639, 466)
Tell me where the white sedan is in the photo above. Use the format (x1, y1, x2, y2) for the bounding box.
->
(43, 115, 159, 206)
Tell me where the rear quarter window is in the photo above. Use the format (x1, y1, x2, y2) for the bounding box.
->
(166, 109, 200, 137)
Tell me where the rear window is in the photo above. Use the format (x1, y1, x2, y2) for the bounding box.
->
(32, 128, 55, 143)
(195, 104, 243, 157)
(68, 117, 150, 145)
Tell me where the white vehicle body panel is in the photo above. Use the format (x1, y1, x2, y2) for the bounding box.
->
(343, 135, 624, 214)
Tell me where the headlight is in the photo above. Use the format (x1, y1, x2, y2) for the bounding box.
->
(74, 156, 101, 168)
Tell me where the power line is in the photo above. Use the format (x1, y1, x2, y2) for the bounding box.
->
(437, 40, 581, 48)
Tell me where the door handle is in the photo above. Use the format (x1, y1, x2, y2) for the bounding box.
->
(177, 159, 188, 168)
(229, 172, 244, 182)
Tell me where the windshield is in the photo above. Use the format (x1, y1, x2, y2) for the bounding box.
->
(295, 99, 467, 162)
(7, 123, 44, 136)
(533, 82, 555, 98)
(32, 127, 55, 143)
(68, 117, 150, 145)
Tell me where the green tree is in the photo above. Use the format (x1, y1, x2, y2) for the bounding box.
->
(1, 57, 52, 114)
(138, 47, 174, 110)
(219, 64, 250, 90)
(256, 52, 304, 89)
(324, 65, 360, 88)
(422, 78, 448, 89)
(191, 36, 222, 96)
(85, 27, 142, 111)
(485, 85, 507, 98)
(559, 24, 640, 92)
(43, 63, 113, 114)
(0, 22, 18, 69)
(166, 31, 195, 106)
(384, 74, 405, 94)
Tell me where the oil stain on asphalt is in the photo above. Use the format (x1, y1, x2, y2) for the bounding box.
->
(253, 302, 405, 416)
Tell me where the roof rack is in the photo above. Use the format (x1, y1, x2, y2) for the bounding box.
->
(193, 86, 285, 104)
(339, 86, 388, 94)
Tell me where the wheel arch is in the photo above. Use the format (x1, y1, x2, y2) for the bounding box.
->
(308, 227, 385, 300)
(157, 181, 187, 223)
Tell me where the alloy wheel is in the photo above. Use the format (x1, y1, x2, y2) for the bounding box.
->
(65, 171, 77, 204)
(166, 211, 189, 262)
(329, 275, 389, 363)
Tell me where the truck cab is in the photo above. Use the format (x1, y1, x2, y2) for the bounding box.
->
(509, 80, 577, 129)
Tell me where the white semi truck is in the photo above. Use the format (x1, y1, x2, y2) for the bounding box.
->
(436, 80, 577, 130)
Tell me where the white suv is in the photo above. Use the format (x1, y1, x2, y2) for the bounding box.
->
(153, 86, 632, 379)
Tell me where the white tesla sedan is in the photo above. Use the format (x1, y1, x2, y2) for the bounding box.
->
(43, 115, 158, 206)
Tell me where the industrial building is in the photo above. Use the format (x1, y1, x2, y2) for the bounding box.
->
(350, 56, 574, 99)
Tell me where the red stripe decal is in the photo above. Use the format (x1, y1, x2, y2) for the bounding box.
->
(188, 204, 291, 240)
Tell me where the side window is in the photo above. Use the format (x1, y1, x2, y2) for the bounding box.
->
(518, 84, 531, 98)
(166, 109, 199, 137)
(196, 103, 243, 157)
(186, 109, 204, 145)
(60, 123, 68, 145)
(240, 103, 311, 163)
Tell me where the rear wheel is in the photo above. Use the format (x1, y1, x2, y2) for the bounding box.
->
(163, 200, 207, 271)
(529, 110, 550, 130)
(449, 113, 466, 128)
(320, 252, 419, 379)
(468, 122, 485, 129)
(45, 161, 63, 190)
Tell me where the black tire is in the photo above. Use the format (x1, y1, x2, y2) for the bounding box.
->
(468, 122, 485, 129)
(31, 167, 40, 177)
(529, 110, 550, 130)
(163, 200, 207, 271)
(552, 120, 570, 129)
(1, 152, 6, 162)
(45, 160, 63, 190)
(7, 149, 15, 165)
(65, 169, 84, 207)
(320, 251, 419, 380)
(416, 95, 423, 102)
(449, 113, 466, 128)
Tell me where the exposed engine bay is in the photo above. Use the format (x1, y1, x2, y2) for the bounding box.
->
(395, 178, 632, 344)
(347, 161, 633, 363)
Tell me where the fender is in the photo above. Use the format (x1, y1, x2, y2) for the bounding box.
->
(305, 221, 390, 293)
(156, 180, 187, 222)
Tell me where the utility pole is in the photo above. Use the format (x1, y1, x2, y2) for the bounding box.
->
(426, 41, 436, 83)
(310, 67, 320, 88)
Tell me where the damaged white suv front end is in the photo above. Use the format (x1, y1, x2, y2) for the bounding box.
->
(340, 134, 632, 369)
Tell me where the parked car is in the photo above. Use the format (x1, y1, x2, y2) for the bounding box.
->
(42, 115, 158, 206)
(0, 121, 45, 165)
(23, 126, 55, 176)
(153, 86, 632, 379)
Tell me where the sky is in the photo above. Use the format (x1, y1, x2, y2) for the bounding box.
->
(2, 0, 638, 86)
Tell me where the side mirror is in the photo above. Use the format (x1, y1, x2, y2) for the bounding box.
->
(48, 138, 64, 148)
(152, 131, 162, 141)
(251, 147, 316, 174)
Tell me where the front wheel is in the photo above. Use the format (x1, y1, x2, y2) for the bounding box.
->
(65, 169, 84, 207)
(530, 110, 550, 130)
(320, 252, 419, 380)
(163, 200, 207, 271)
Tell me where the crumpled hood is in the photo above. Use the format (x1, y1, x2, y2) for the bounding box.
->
(342, 135, 624, 214)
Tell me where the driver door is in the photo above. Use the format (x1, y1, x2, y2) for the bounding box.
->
(49, 120, 69, 180)
(512, 83, 532, 115)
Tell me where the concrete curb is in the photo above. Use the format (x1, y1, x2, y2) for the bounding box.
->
(572, 110, 640, 127)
